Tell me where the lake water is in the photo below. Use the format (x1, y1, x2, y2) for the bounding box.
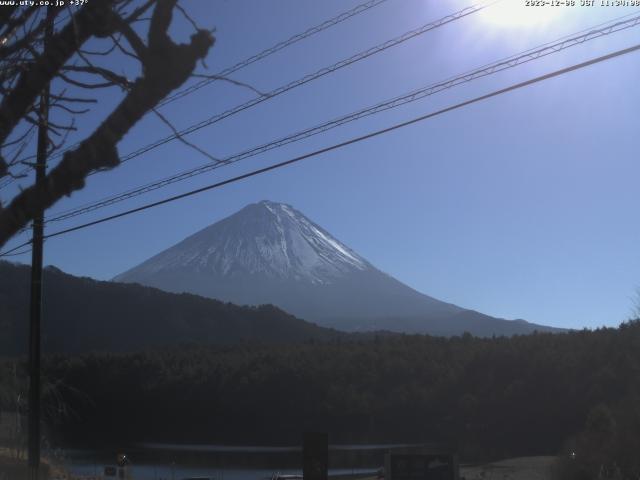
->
(62, 443, 403, 480)
(67, 463, 377, 480)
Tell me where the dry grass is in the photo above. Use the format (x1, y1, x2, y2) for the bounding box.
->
(0, 446, 84, 480)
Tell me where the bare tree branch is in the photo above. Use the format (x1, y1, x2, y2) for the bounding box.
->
(116, 18, 148, 61)
(79, 41, 119, 57)
(192, 73, 266, 96)
(151, 106, 220, 163)
(123, 0, 157, 23)
(0, 0, 120, 176)
(0, 0, 215, 247)
(0, 8, 59, 62)
(49, 93, 98, 104)
(109, 31, 140, 60)
(58, 70, 121, 90)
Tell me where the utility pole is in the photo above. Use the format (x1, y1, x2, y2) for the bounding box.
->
(28, 10, 52, 480)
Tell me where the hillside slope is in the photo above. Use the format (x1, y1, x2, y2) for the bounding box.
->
(0, 261, 336, 355)
(115, 200, 562, 336)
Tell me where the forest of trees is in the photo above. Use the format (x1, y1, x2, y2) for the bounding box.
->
(2, 319, 640, 478)
(0, 260, 338, 355)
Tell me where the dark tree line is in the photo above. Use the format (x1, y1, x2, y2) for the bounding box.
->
(0, 260, 338, 355)
(2, 319, 639, 478)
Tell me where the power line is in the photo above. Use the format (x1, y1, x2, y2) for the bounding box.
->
(0, 0, 404, 172)
(0, 0, 390, 190)
(159, 0, 392, 106)
(0, 240, 32, 257)
(34, 0, 482, 178)
(3, 40, 637, 256)
(45, 12, 640, 224)
(0, 246, 32, 257)
(111, 2, 487, 167)
(36, 1, 495, 220)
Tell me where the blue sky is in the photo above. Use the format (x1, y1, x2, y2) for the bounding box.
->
(2, 0, 640, 330)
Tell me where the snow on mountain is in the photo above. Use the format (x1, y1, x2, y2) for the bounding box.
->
(114, 200, 562, 336)
(117, 201, 368, 284)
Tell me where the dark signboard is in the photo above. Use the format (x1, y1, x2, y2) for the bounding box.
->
(104, 466, 117, 476)
(303, 432, 328, 480)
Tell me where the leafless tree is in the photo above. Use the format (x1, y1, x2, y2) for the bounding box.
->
(0, 0, 215, 248)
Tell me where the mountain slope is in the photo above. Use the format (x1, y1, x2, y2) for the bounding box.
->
(0, 260, 337, 356)
(115, 201, 561, 336)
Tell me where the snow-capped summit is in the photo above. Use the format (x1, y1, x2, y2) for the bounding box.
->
(114, 201, 561, 336)
(117, 200, 368, 285)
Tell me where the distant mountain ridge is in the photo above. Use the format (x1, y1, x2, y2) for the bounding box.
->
(0, 260, 336, 356)
(115, 200, 562, 336)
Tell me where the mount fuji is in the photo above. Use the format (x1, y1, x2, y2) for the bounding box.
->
(114, 201, 560, 336)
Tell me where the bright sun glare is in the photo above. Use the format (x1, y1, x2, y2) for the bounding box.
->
(479, 1, 566, 28)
